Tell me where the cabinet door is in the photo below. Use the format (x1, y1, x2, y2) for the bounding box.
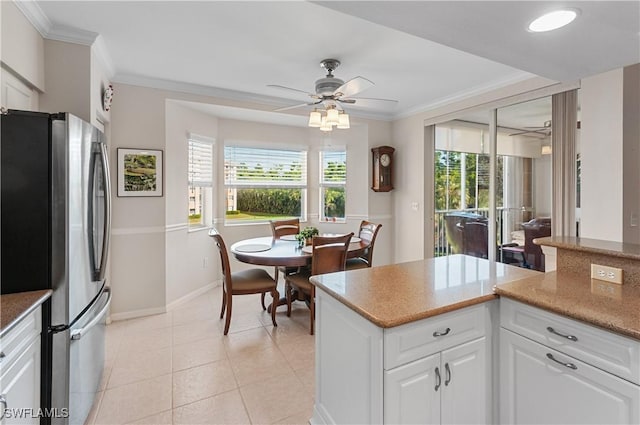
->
(500, 328, 640, 424)
(384, 353, 441, 425)
(441, 337, 488, 425)
(0, 337, 41, 425)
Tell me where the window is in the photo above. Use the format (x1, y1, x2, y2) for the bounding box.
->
(188, 135, 214, 228)
(224, 146, 307, 223)
(320, 150, 346, 222)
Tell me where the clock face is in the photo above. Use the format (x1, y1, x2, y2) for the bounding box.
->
(380, 153, 391, 167)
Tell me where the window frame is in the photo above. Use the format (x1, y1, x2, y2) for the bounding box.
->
(319, 149, 347, 223)
(223, 145, 308, 225)
(187, 133, 215, 231)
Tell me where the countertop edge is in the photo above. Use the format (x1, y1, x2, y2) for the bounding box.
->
(315, 283, 497, 328)
(0, 290, 52, 338)
(535, 236, 640, 261)
(494, 288, 640, 341)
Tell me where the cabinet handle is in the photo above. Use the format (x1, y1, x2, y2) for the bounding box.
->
(0, 394, 7, 413)
(433, 327, 451, 337)
(546, 326, 578, 342)
(434, 367, 441, 391)
(546, 353, 578, 370)
(0, 351, 5, 362)
(445, 363, 451, 386)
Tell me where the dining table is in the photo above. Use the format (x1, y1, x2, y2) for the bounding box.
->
(225, 233, 370, 311)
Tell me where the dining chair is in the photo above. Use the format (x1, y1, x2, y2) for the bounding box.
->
(284, 233, 353, 335)
(264, 218, 301, 310)
(210, 228, 279, 335)
(345, 220, 382, 270)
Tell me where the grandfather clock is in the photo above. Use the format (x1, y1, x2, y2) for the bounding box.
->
(371, 146, 394, 192)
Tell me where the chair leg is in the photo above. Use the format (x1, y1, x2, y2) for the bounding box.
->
(285, 281, 292, 317)
(261, 292, 266, 311)
(309, 286, 315, 335)
(219, 289, 227, 319)
(270, 288, 279, 328)
(223, 295, 232, 335)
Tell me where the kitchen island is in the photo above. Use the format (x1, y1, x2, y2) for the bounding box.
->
(309, 254, 539, 425)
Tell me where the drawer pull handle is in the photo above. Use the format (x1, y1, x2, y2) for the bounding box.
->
(434, 367, 441, 391)
(445, 363, 451, 386)
(0, 352, 5, 362)
(546, 353, 578, 370)
(546, 326, 578, 342)
(433, 327, 451, 337)
(0, 394, 7, 412)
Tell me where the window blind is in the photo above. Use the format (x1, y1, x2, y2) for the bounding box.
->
(320, 151, 346, 184)
(189, 138, 214, 187)
(224, 146, 307, 188)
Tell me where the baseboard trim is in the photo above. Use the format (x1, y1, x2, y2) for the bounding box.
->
(166, 282, 220, 311)
(110, 306, 167, 322)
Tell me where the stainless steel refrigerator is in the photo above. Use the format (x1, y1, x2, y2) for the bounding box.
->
(1, 110, 112, 425)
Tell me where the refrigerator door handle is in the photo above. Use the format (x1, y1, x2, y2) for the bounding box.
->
(97, 142, 112, 282)
(70, 287, 111, 340)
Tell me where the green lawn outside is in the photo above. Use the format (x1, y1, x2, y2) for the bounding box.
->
(226, 211, 295, 222)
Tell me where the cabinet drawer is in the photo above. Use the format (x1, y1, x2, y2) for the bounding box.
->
(0, 307, 41, 372)
(384, 303, 488, 370)
(501, 298, 640, 385)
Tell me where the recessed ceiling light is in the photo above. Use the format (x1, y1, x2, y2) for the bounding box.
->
(528, 9, 579, 32)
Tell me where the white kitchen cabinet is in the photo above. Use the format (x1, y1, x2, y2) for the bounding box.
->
(0, 307, 42, 425)
(312, 290, 492, 425)
(385, 337, 487, 425)
(500, 299, 640, 425)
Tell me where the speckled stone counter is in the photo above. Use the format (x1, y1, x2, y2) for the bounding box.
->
(0, 290, 51, 337)
(310, 254, 540, 328)
(495, 272, 640, 340)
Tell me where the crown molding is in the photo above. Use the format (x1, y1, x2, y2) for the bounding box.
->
(12, 0, 52, 36)
(46, 24, 98, 46)
(392, 70, 536, 120)
(113, 74, 393, 121)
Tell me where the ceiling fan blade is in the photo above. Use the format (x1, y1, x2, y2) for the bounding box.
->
(341, 97, 399, 108)
(334, 76, 374, 98)
(274, 100, 321, 112)
(267, 84, 314, 97)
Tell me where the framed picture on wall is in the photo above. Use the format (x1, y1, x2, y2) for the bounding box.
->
(117, 148, 163, 197)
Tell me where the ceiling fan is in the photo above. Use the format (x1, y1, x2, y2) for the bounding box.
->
(509, 120, 552, 137)
(268, 59, 398, 112)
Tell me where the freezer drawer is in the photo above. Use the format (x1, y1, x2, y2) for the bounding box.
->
(68, 287, 111, 425)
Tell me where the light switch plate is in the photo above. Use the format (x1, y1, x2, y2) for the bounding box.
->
(590, 264, 624, 284)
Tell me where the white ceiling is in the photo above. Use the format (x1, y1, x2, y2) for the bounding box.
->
(30, 1, 639, 125)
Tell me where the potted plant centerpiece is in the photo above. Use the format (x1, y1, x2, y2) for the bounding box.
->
(296, 226, 319, 247)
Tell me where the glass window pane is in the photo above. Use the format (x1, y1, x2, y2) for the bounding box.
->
(322, 187, 345, 220)
(225, 188, 303, 222)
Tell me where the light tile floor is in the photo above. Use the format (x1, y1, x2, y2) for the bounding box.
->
(87, 285, 315, 425)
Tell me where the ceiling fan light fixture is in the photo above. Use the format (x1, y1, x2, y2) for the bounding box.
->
(326, 107, 340, 126)
(528, 9, 579, 32)
(337, 112, 350, 129)
(308, 110, 322, 127)
(320, 116, 332, 132)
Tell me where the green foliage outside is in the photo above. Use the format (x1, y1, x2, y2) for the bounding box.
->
(188, 213, 201, 225)
(235, 188, 301, 217)
(435, 150, 503, 211)
(324, 187, 345, 218)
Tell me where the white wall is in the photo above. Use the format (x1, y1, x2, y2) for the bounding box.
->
(580, 69, 624, 242)
(39, 40, 91, 122)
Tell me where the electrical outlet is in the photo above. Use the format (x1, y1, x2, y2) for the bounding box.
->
(590, 264, 623, 284)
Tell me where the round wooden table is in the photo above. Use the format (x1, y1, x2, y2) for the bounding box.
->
(229, 236, 369, 267)
(228, 235, 369, 312)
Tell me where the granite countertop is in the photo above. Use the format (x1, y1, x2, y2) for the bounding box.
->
(310, 254, 540, 328)
(0, 290, 52, 337)
(535, 236, 640, 261)
(494, 271, 640, 340)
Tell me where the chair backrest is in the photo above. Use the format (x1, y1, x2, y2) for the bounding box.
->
(270, 218, 300, 239)
(210, 228, 233, 292)
(311, 233, 353, 276)
(522, 218, 551, 270)
(358, 221, 382, 265)
(462, 221, 489, 259)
